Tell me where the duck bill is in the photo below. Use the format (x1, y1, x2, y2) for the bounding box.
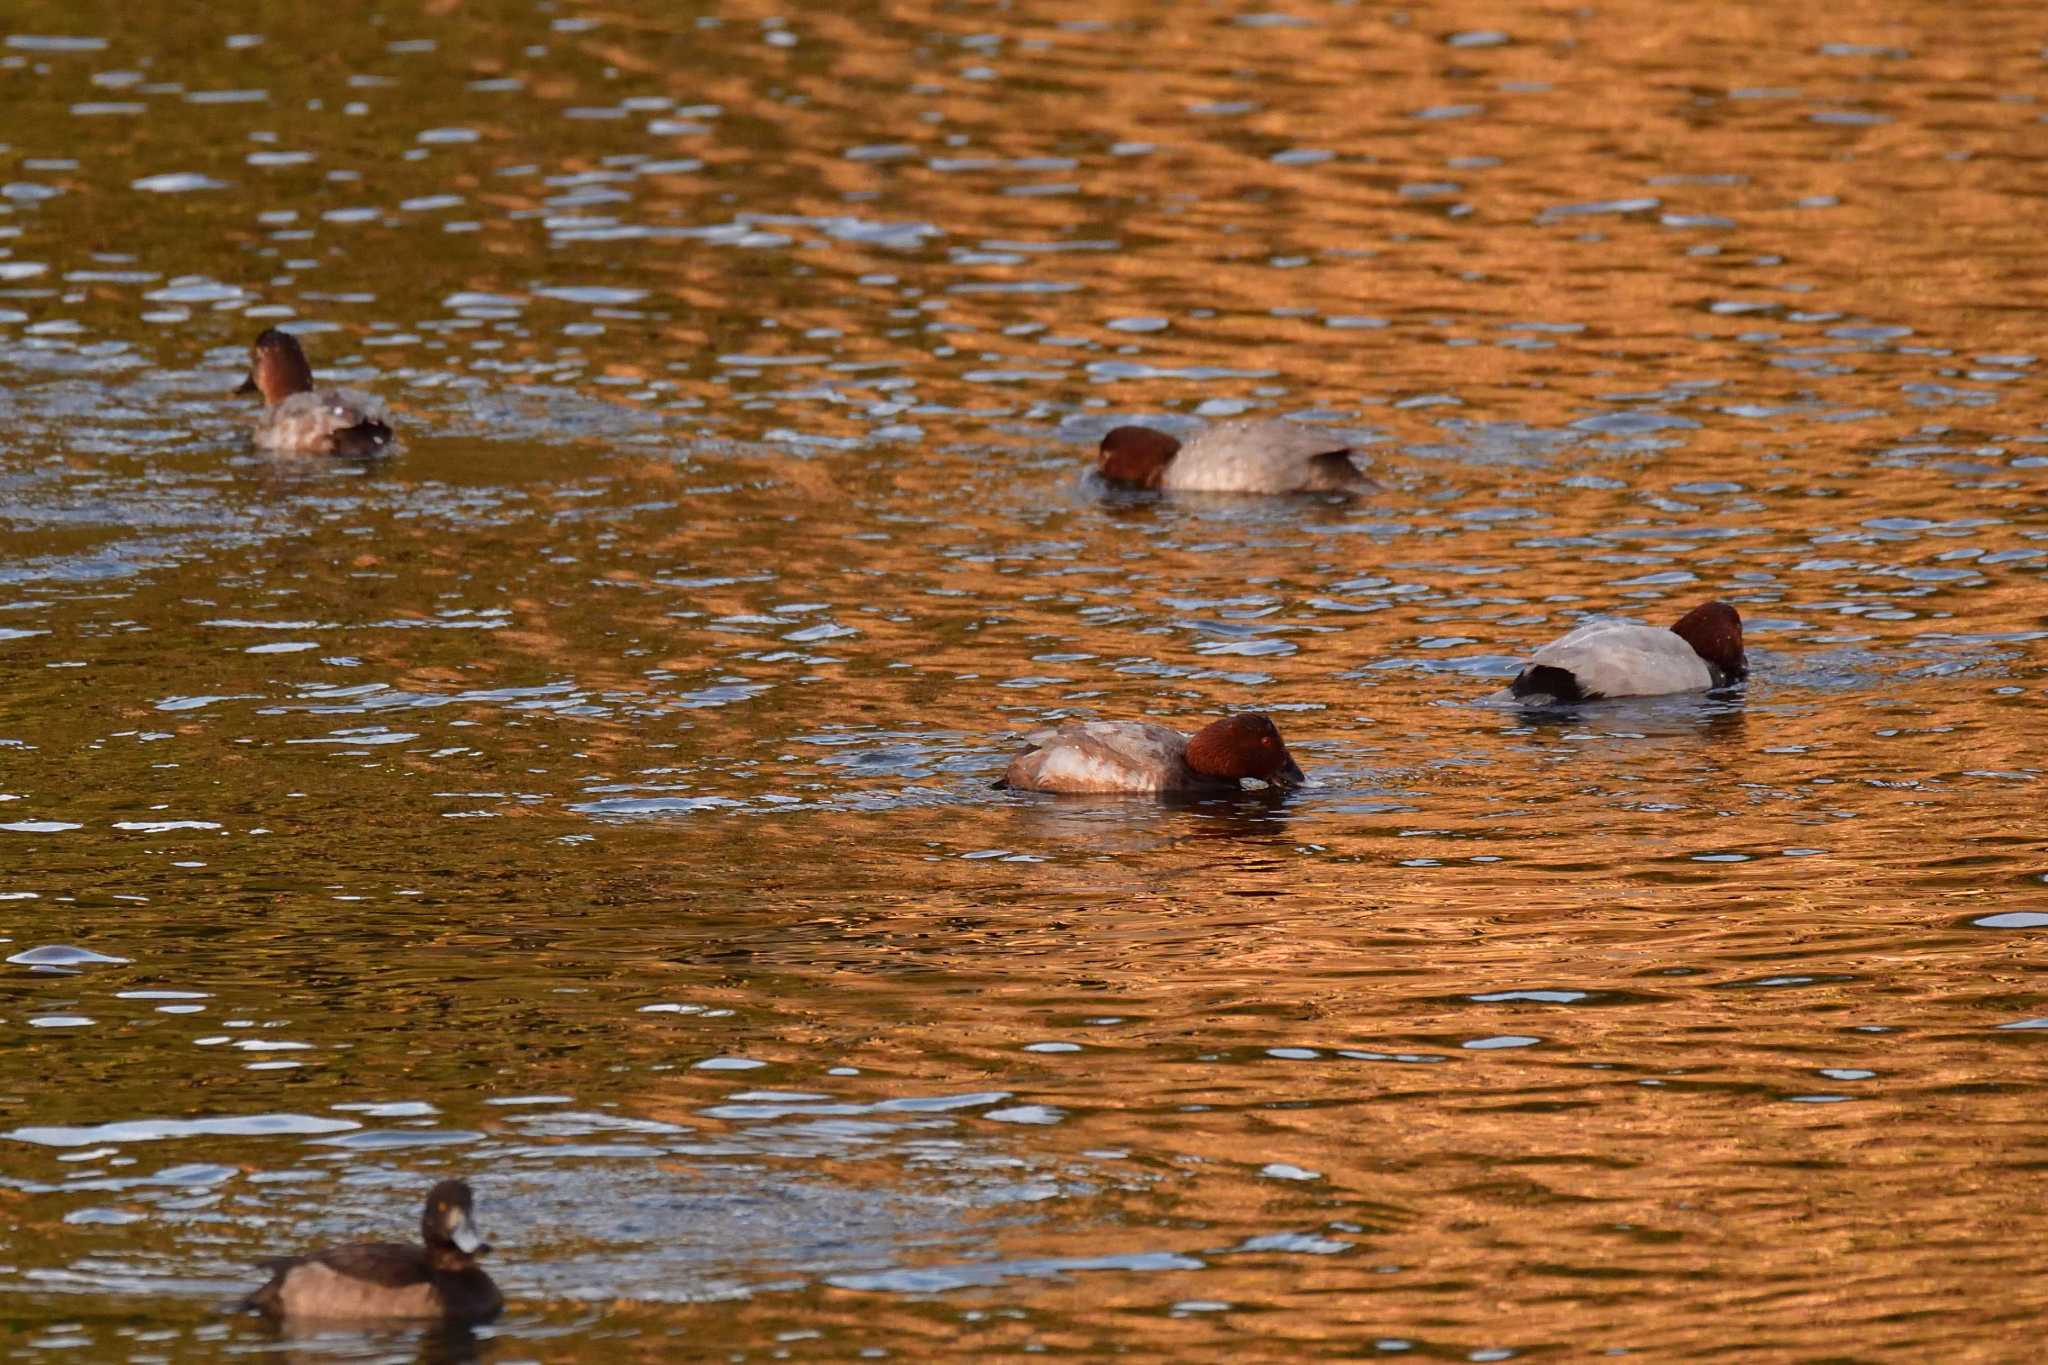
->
(233, 373, 259, 396)
(449, 1209, 487, 1256)
(1272, 754, 1306, 789)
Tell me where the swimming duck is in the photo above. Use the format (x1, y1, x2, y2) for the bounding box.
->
(1095, 419, 1375, 494)
(1504, 600, 1747, 702)
(1002, 712, 1306, 794)
(239, 1178, 502, 1323)
(236, 328, 395, 457)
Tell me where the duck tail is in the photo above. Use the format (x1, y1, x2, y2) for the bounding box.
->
(331, 420, 395, 459)
(224, 1258, 294, 1317)
(224, 1286, 277, 1317)
(1509, 664, 1593, 704)
(1309, 451, 1378, 493)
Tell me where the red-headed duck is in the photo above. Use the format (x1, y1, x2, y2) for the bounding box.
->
(1002, 712, 1306, 794)
(239, 1178, 501, 1323)
(1096, 419, 1376, 494)
(236, 328, 395, 457)
(1505, 600, 1747, 702)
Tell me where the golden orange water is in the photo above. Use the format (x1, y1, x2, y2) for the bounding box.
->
(1, 1, 2045, 1359)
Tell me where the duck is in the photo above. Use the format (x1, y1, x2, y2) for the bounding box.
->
(1503, 600, 1747, 702)
(236, 327, 395, 457)
(239, 1178, 502, 1324)
(1095, 419, 1375, 494)
(1001, 712, 1306, 794)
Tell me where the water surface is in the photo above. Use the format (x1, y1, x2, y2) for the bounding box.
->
(3, 0, 2046, 1359)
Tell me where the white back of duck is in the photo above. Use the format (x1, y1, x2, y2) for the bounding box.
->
(1159, 419, 1368, 494)
(1523, 619, 1718, 700)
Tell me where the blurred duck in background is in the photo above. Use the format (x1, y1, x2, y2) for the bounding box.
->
(238, 328, 395, 457)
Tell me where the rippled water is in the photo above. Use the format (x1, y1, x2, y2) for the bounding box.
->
(3, 1, 2046, 1359)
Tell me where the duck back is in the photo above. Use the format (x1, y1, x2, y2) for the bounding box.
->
(1514, 619, 1717, 700)
(1003, 721, 1197, 793)
(253, 387, 394, 456)
(1160, 420, 1368, 494)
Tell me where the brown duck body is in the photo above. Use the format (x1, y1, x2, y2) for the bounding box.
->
(240, 1178, 501, 1324)
(243, 1242, 501, 1322)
